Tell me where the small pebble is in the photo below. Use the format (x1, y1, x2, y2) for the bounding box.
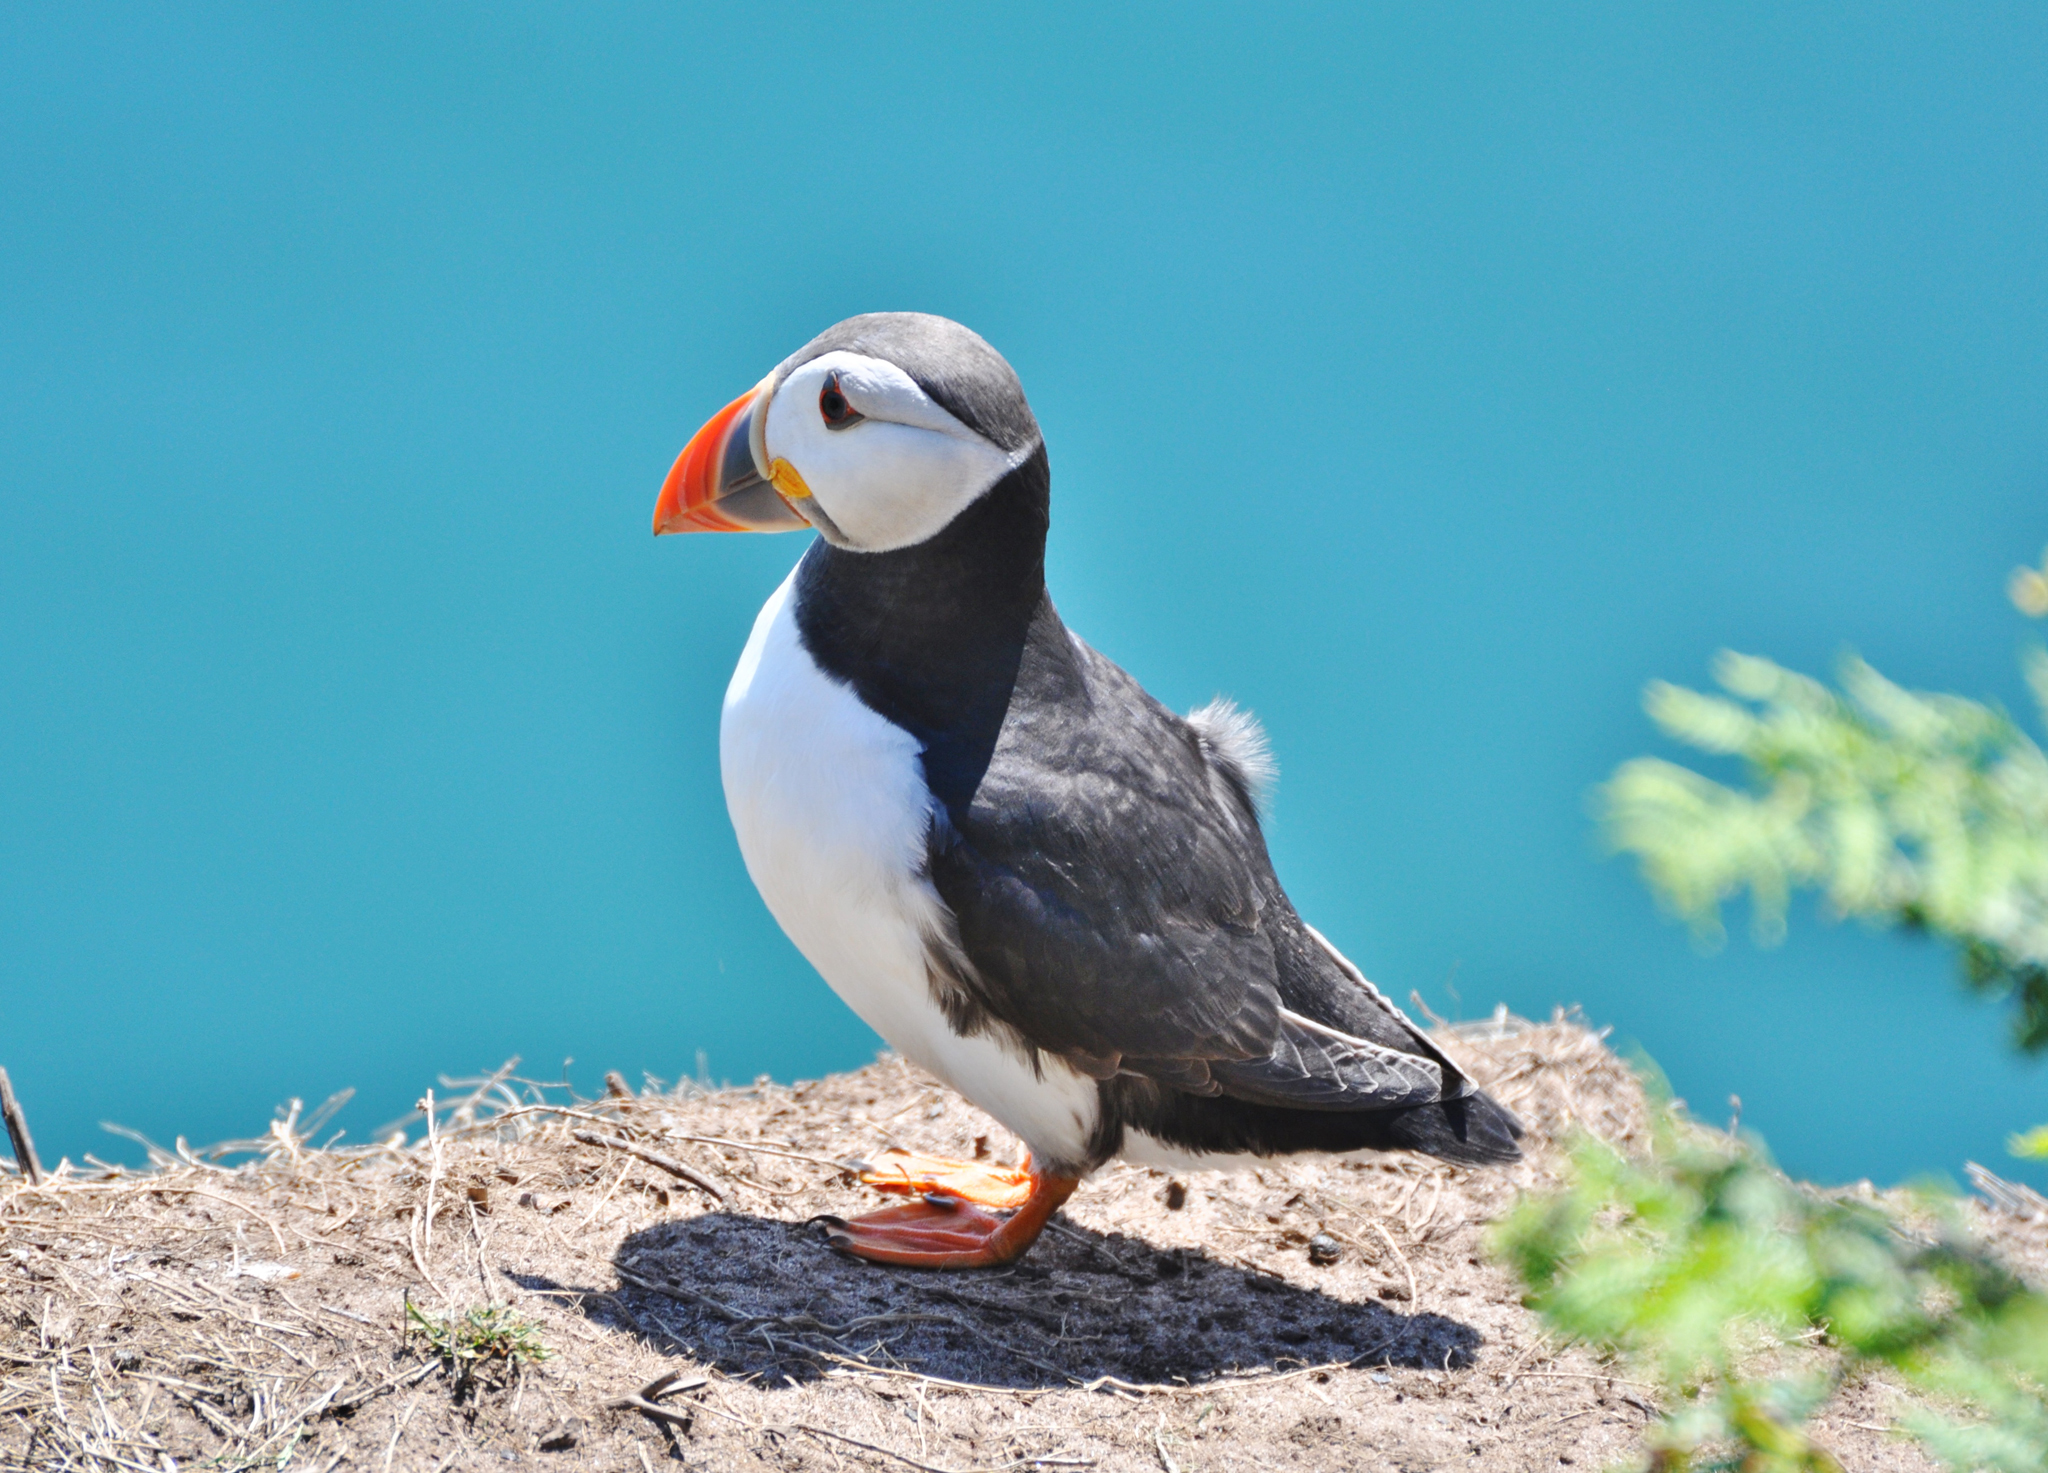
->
(1307, 1232, 1342, 1266)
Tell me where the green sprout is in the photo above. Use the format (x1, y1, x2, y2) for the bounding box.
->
(405, 1298, 550, 1373)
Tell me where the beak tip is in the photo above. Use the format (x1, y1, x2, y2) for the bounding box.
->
(655, 380, 805, 537)
(652, 484, 683, 537)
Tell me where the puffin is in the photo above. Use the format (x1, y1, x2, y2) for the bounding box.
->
(654, 312, 1521, 1269)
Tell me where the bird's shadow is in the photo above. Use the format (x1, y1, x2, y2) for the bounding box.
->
(511, 1209, 1481, 1389)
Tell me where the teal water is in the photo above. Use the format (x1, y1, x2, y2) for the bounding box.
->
(3, 7, 2046, 1187)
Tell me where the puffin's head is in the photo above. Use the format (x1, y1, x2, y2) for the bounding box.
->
(654, 312, 1042, 552)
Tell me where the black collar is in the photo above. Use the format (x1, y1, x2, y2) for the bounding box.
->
(791, 446, 1052, 816)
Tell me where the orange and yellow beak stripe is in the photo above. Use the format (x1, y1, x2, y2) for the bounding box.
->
(653, 379, 811, 536)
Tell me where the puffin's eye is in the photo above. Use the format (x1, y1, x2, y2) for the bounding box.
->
(818, 372, 864, 430)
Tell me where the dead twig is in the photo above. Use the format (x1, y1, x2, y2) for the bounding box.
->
(1371, 1219, 1420, 1309)
(1506, 1369, 1660, 1393)
(1409, 1171, 1448, 1241)
(637, 1368, 710, 1402)
(381, 1389, 424, 1473)
(791, 1421, 1094, 1473)
(405, 1205, 445, 1300)
(570, 1130, 725, 1203)
(0, 1066, 44, 1185)
(418, 1089, 441, 1270)
(1152, 1413, 1180, 1473)
(618, 1392, 695, 1429)
(329, 1359, 437, 1414)
(661, 1130, 860, 1172)
(1080, 1344, 1396, 1398)
(143, 1186, 292, 1256)
(162, 1384, 239, 1438)
(818, 1358, 1054, 1400)
(457, 1101, 853, 1170)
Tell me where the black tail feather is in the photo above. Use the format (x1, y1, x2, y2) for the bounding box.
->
(1097, 1077, 1525, 1166)
(1378, 1090, 1524, 1166)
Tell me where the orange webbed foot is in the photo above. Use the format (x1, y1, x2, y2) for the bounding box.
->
(851, 1149, 1036, 1209)
(812, 1170, 1079, 1269)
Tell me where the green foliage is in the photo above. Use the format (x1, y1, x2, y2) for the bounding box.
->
(1598, 647, 2048, 1052)
(2012, 548, 2048, 620)
(1530, 555, 2048, 1466)
(1493, 1098, 2048, 1471)
(404, 1298, 549, 1373)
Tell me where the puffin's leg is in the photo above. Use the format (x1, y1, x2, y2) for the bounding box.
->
(812, 1169, 1080, 1269)
(853, 1149, 1036, 1209)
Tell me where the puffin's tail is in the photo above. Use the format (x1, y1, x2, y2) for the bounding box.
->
(1380, 1089, 1524, 1166)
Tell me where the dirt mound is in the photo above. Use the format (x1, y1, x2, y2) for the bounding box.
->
(1, 1010, 1987, 1471)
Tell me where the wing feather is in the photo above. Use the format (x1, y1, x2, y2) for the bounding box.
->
(925, 621, 1461, 1114)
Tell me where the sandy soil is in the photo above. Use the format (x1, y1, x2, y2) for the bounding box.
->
(5, 1010, 2037, 1471)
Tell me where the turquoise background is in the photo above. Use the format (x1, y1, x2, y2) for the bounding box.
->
(4, 6, 2045, 1183)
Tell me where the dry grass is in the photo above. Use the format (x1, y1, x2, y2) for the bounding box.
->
(4, 1008, 2034, 1472)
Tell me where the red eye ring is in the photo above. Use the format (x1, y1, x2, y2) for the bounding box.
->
(819, 371, 864, 430)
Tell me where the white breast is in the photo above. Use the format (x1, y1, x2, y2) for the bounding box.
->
(718, 568, 1100, 1171)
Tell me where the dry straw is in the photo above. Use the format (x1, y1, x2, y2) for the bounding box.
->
(3, 1012, 2003, 1471)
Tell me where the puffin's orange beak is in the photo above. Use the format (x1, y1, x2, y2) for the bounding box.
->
(653, 378, 811, 535)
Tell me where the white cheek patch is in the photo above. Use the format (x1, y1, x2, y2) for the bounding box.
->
(765, 351, 1026, 553)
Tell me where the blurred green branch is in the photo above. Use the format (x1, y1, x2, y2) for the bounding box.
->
(1597, 640, 2048, 1052)
(1500, 549, 2048, 1468)
(1493, 1096, 2048, 1472)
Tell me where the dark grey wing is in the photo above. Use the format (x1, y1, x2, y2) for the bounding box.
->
(922, 659, 1283, 1070)
(922, 623, 1465, 1112)
(1209, 1010, 1448, 1110)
